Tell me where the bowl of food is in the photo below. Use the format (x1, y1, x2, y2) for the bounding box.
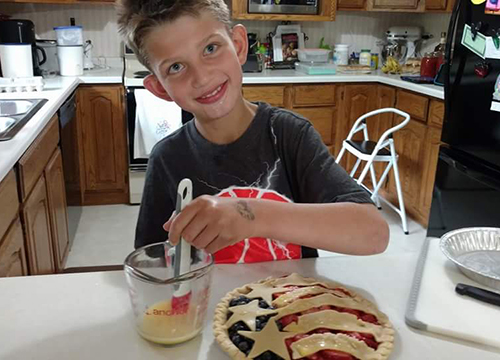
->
(440, 227, 500, 290)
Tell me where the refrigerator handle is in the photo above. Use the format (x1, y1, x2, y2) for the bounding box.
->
(444, 0, 462, 121)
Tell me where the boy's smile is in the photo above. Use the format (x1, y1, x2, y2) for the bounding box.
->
(143, 11, 257, 144)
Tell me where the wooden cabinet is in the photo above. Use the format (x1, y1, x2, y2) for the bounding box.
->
(425, 0, 447, 9)
(0, 218, 28, 277)
(0, 170, 19, 240)
(372, 0, 419, 8)
(77, 85, 129, 205)
(22, 175, 56, 275)
(338, 0, 366, 9)
(335, 84, 377, 171)
(45, 148, 70, 272)
(232, 0, 336, 21)
(243, 85, 285, 107)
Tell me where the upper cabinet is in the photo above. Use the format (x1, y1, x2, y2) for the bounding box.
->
(372, 0, 419, 9)
(338, 0, 366, 10)
(232, 0, 336, 21)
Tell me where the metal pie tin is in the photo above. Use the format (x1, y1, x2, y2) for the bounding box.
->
(440, 227, 500, 291)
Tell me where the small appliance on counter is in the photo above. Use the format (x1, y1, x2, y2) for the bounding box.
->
(0, 19, 46, 77)
(54, 26, 84, 76)
(380, 26, 426, 65)
(36, 39, 59, 76)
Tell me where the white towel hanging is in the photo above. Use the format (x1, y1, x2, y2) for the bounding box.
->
(134, 89, 183, 159)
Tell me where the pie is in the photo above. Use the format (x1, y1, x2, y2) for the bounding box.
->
(213, 273, 394, 360)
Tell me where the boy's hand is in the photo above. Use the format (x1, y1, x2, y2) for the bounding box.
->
(164, 195, 256, 254)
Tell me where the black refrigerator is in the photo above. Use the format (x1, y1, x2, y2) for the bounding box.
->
(427, 0, 500, 237)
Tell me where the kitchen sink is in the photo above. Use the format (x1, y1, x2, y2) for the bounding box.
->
(0, 99, 48, 141)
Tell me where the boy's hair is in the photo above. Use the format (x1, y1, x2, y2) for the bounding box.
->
(116, 0, 232, 71)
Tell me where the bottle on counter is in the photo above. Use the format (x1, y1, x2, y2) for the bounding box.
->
(360, 49, 371, 67)
(334, 44, 349, 66)
(434, 32, 447, 74)
(371, 53, 379, 70)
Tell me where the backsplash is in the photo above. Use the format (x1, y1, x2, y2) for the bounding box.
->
(2, 3, 450, 59)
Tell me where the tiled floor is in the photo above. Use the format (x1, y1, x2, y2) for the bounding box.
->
(64, 204, 427, 269)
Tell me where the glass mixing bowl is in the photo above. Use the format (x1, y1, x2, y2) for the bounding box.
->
(124, 242, 214, 345)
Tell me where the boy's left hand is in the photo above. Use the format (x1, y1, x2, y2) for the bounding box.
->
(164, 195, 256, 254)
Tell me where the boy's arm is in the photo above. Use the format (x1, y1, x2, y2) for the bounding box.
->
(165, 196, 389, 256)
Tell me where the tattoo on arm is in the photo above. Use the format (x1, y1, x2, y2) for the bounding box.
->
(236, 200, 255, 221)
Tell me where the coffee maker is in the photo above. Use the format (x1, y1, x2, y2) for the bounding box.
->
(242, 33, 262, 73)
(0, 19, 46, 77)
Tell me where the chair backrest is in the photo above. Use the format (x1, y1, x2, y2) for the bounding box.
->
(345, 108, 411, 146)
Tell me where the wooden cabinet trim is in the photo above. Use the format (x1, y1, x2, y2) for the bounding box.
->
(0, 217, 28, 278)
(428, 99, 445, 128)
(17, 116, 59, 201)
(0, 170, 19, 239)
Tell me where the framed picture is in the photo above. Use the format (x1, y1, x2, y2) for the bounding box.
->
(272, 30, 304, 63)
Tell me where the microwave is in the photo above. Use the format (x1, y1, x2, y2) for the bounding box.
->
(248, 0, 319, 15)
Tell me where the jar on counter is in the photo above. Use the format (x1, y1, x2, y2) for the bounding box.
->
(360, 49, 371, 67)
(334, 44, 349, 66)
(420, 52, 438, 78)
(371, 53, 379, 70)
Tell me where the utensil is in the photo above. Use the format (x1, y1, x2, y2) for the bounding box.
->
(172, 178, 193, 314)
(440, 227, 500, 290)
(455, 283, 500, 307)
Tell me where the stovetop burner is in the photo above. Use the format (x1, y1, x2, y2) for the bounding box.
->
(134, 71, 151, 78)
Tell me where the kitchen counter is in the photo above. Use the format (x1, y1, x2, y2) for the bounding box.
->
(243, 69, 444, 100)
(0, 65, 443, 184)
(0, 243, 498, 360)
(0, 64, 123, 183)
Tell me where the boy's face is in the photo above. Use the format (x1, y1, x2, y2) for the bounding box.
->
(143, 12, 248, 122)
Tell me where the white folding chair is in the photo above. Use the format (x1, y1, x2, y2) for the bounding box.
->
(335, 108, 411, 234)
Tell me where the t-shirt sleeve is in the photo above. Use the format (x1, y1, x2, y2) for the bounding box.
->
(134, 146, 174, 249)
(289, 119, 374, 205)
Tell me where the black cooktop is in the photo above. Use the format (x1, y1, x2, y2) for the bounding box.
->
(134, 71, 151, 78)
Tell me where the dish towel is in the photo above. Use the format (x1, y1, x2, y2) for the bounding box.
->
(134, 89, 183, 159)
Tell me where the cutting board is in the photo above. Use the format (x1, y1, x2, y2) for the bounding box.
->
(406, 237, 500, 348)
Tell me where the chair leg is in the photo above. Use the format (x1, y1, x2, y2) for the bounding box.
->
(335, 144, 347, 164)
(391, 154, 409, 235)
(350, 158, 362, 178)
(369, 164, 381, 209)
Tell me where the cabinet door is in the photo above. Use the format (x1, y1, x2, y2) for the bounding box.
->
(338, 0, 366, 9)
(77, 85, 128, 205)
(335, 84, 377, 173)
(0, 218, 28, 277)
(425, 0, 447, 10)
(386, 120, 427, 219)
(372, 0, 419, 9)
(22, 175, 56, 275)
(45, 148, 70, 272)
(419, 126, 442, 226)
(242, 85, 285, 107)
(292, 107, 336, 147)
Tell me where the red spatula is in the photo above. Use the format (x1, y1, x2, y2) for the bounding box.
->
(172, 178, 193, 315)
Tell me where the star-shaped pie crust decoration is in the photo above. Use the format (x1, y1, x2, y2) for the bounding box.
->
(245, 283, 290, 305)
(239, 318, 297, 360)
(225, 299, 278, 331)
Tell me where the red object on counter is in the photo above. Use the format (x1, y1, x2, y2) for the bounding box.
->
(421, 55, 438, 78)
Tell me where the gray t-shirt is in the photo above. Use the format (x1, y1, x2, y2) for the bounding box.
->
(135, 102, 373, 263)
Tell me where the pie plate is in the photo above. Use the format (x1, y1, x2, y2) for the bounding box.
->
(440, 227, 500, 291)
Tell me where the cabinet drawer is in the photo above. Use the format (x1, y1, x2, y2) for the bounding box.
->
(293, 84, 336, 106)
(396, 90, 429, 122)
(17, 115, 59, 200)
(292, 107, 335, 145)
(242, 85, 285, 107)
(428, 100, 445, 128)
(0, 170, 19, 239)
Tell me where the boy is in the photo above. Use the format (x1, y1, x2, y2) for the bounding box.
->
(117, 0, 389, 264)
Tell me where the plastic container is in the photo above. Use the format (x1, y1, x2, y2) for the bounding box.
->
(360, 49, 372, 67)
(333, 44, 349, 66)
(297, 48, 330, 63)
(124, 241, 214, 345)
(295, 62, 336, 75)
(54, 26, 83, 46)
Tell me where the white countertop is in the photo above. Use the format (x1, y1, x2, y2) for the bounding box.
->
(0, 64, 443, 184)
(243, 69, 444, 100)
(0, 65, 123, 184)
(0, 247, 498, 360)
